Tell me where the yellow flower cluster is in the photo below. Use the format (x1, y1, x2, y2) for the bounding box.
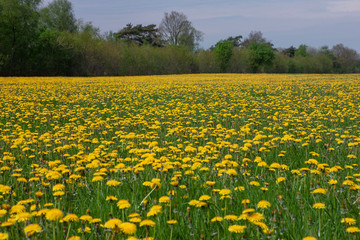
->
(0, 74, 360, 239)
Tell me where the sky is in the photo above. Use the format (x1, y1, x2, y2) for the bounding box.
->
(48, 0, 360, 52)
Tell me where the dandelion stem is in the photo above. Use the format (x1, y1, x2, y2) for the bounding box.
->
(53, 223, 56, 240)
(138, 186, 157, 209)
(65, 223, 71, 240)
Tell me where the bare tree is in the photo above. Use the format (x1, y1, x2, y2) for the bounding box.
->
(332, 44, 359, 73)
(241, 31, 273, 48)
(159, 11, 203, 51)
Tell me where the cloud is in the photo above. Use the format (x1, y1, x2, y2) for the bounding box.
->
(327, 0, 360, 12)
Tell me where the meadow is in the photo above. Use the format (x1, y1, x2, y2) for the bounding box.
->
(0, 74, 360, 240)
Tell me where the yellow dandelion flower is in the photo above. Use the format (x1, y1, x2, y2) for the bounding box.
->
(10, 204, 26, 215)
(219, 189, 231, 195)
(106, 196, 118, 202)
(15, 212, 32, 222)
(92, 176, 104, 182)
(312, 203, 325, 209)
(0, 233, 8, 240)
(346, 226, 360, 233)
(248, 212, 264, 223)
(106, 180, 121, 187)
(77, 226, 91, 233)
(52, 184, 65, 192)
(24, 223, 42, 237)
(117, 200, 131, 210)
(79, 215, 93, 222)
(206, 181, 216, 187)
(311, 188, 328, 194)
(147, 205, 162, 217)
(167, 220, 178, 225)
(0, 209, 7, 217)
(140, 219, 156, 227)
(45, 208, 64, 221)
(199, 195, 211, 201)
(120, 222, 137, 235)
(103, 218, 122, 232)
(130, 217, 142, 223)
(328, 179, 338, 185)
(68, 237, 81, 240)
(159, 196, 171, 203)
(341, 218, 356, 225)
(211, 216, 223, 222)
(235, 186, 245, 191)
(302, 237, 317, 240)
(62, 213, 79, 222)
(189, 200, 200, 206)
(276, 177, 286, 184)
(257, 200, 271, 209)
(228, 225, 246, 234)
(249, 181, 260, 186)
(224, 215, 238, 221)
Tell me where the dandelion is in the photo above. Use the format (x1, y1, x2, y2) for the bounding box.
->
(219, 189, 231, 195)
(257, 200, 271, 209)
(24, 223, 42, 237)
(117, 200, 131, 210)
(103, 218, 122, 232)
(120, 222, 137, 235)
(106, 180, 121, 187)
(228, 225, 246, 234)
(211, 216, 223, 222)
(159, 196, 171, 203)
(346, 226, 360, 233)
(311, 188, 327, 194)
(276, 177, 286, 184)
(15, 212, 32, 222)
(45, 208, 64, 221)
(140, 219, 156, 227)
(199, 195, 211, 201)
(68, 237, 81, 240)
(147, 205, 162, 217)
(341, 218, 356, 225)
(302, 237, 317, 240)
(0, 233, 8, 240)
(312, 203, 325, 209)
(62, 213, 79, 222)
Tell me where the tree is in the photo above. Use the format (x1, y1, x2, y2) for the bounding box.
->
(40, 0, 77, 33)
(0, 0, 41, 75)
(159, 11, 203, 51)
(117, 23, 162, 47)
(214, 40, 234, 72)
(281, 46, 296, 58)
(225, 35, 242, 48)
(294, 44, 309, 57)
(332, 44, 359, 73)
(248, 42, 275, 73)
(241, 31, 272, 48)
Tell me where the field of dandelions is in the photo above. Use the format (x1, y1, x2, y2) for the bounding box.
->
(0, 74, 360, 240)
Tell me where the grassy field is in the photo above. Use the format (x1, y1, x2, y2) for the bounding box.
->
(0, 74, 360, 240)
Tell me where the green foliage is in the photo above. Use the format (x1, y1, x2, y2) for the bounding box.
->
(118, 23, 163, 47)
(34, 29, 74, 75)
(0, 0, 41, 75)
(196, 50, 219, 73)
(159, 11, 203, 52)
(0, 2, 359, 76)
(40, 0, 77, 33)
(295, 44, 309, 57)
(214, 40, 234, 72)
(248, 42, 275, 73)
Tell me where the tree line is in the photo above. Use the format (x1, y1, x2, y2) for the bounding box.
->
(1, 0, 359, 76)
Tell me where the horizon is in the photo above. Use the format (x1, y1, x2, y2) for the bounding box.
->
(44, 0, 360, 52)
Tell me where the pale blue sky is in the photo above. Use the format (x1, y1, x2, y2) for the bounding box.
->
(50, 0, 360, 52)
